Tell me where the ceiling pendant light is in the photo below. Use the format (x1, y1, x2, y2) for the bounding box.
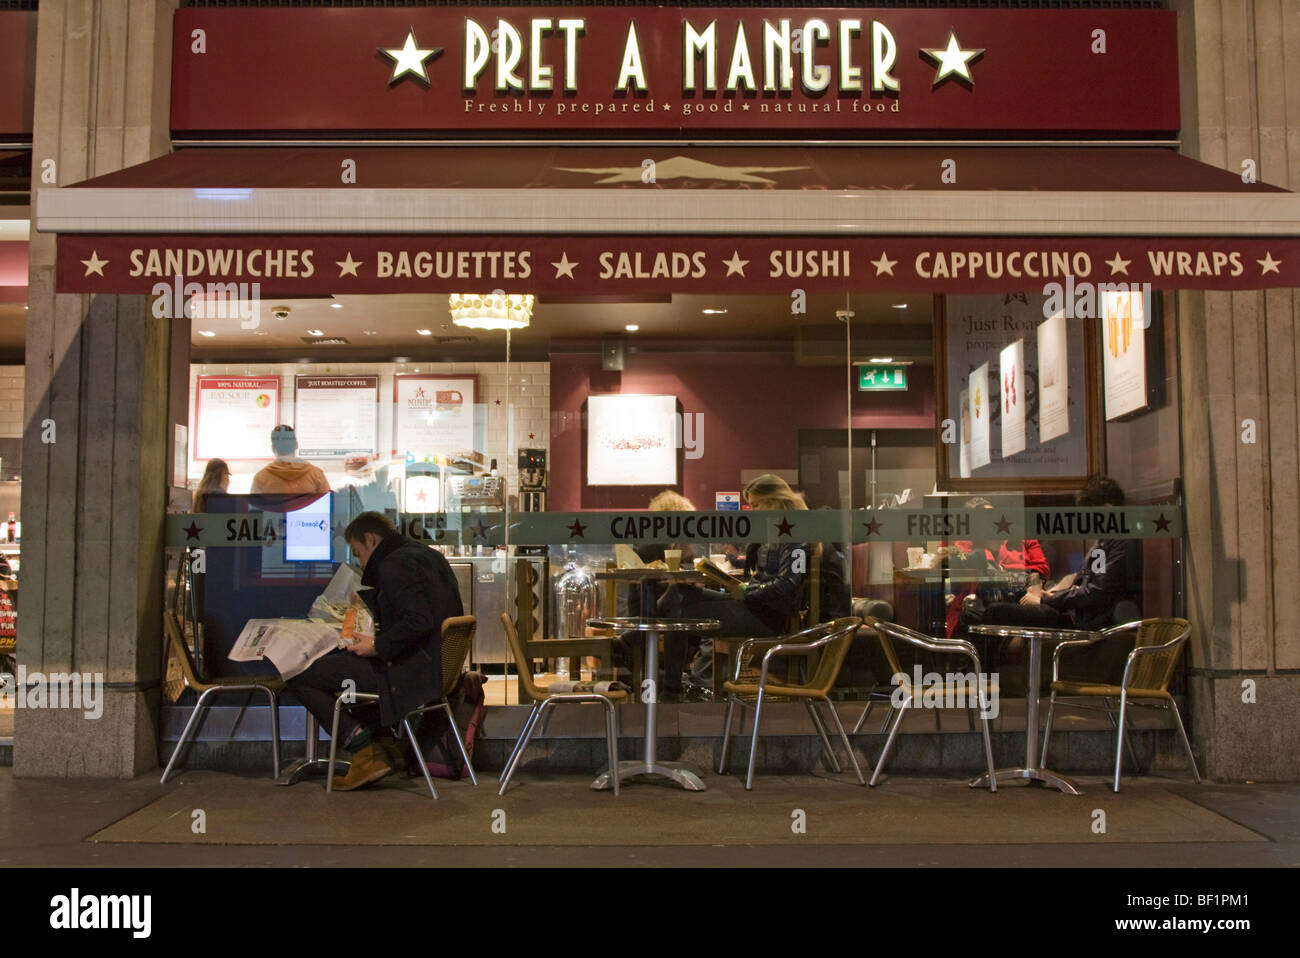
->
(448, 292, 534, 331)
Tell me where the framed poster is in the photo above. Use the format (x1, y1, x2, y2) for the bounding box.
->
(1102, 288, 1149, 420)
(937, 294, 1100, 491)
(999, 340, 1026, 458)
(393, 375, 477, 463)
(586, 394, 679, 486)
(294, 375, 379, 457)
(1037, 312, 1070, 442)
(194, 376, 280, 461)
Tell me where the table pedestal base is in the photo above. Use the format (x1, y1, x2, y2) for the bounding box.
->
(591, 761, 707, 792)
(969, 766, 1082, 795)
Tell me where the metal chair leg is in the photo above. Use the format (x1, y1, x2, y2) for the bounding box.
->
(1113, 690, 1129, 792)
(1103, 696, 1142, 772)
(262, 688, 281, 780)
(718, 696, 737, 773)
(978, 710, 997, 793)
(869, 696, 911, 787)
(601, 698, 620, 796)
(966, 707, 976, 732)
(1041, 690, 1058, 767)
(823, 697, 866, 785)
(404, 716, 440, 799)
(745, 689, 766, 791)
(326, 693, 345, 793)
(852, 692, 875, 735)
(805, 699, 841, 773)
(1168, 697, 1201, 784)
(933, 707, 942, 731)
(499, 703, 541, 785)
(439, 702, 479, 786)
(878, 703, 895, 735)
(499, 700, 550, 796)
(160, 686, 219, 784)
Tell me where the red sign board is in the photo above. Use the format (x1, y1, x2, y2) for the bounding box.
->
(0, 11, 37, 139)
(171, 7, 1179, 136)
(58, 234, 1298, 296)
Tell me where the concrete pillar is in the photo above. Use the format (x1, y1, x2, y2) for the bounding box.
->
(15, 0, 177, 777)
(1175, 0, 1300, 780)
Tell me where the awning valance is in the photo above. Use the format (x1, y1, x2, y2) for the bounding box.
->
(39, 146, 1300, 293)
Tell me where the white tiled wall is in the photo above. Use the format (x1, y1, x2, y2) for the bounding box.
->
(187, 361, 549, 502)
(0, 366, 23, 439)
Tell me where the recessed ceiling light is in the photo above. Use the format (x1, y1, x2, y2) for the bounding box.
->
(413, 368, 421, 373)
(625, 324, 639, 332)
(394, 356, 411, 363)
(891, 303, 908, 309)
(197, 330, 216, 337)
(702, 308, 728, 315)
(363, 330, 378, 336)
(330, 303, 344, 309)
(306, 328, 324, 336)
(416, 329, 432, 336)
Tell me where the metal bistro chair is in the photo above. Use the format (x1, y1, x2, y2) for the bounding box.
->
(327, 615, 480, 798)
(718, 616, 866, 791)
(1041, 617, 1200, 792)
(498, 612, 625, 796)
(864, 618, 997, 791)
(160, 611, 284, 784)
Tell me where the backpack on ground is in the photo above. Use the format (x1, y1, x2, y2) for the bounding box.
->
(401, 670, 487, 780)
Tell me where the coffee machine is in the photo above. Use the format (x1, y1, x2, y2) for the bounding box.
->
(518, 448, 546, 512)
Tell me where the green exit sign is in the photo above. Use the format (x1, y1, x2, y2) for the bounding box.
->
(859, 365, 907, 391)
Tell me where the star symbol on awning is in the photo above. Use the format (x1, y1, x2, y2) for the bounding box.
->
(552, 253, 578, 279)
(1258, 252, 1281, 275)
(722, 251, 749, 276)
(381, 29, 440, 86)
(567, 518, 586, 538)
(863, 517, 883, 537)
(81, 251, 108, 277)
(922, 31, 984, 86)
(337, 253, 362, 277)
(775, 516, 794, 537)
(183, 521, 203, 541)
(1105, 252, 1132, 276)
(871, 252, 898, 276)
(470, 519, 490, 540)
(994, 515, 1013, 534)
(1154, 513, 1171, 533)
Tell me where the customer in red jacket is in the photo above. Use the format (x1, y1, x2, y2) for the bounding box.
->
(940, 498, 1050, 636)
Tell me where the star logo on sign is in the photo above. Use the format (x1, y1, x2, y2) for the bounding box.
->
(922, 31, 984, 87)
(994, 515, 1013, 534)
(1105, 252, 1132, 276)
(183, 521, 203, 541)
(741, 103, 751, 112)
(552, 253, 578, 279)
(1154, 513, 1171, 533)
(567, 518, 586, 538)
(863, 517, 883, 537)
(470, 519, 490, 540)
(1257, 252, 1281, 275)
(722, 251, 749, 277)
(871, 252, 898, 276)
(775, 516, 795, 537)
(81, 251, 108, 277)
(337, 253, 362, 277)
(381, 29, 440, 86)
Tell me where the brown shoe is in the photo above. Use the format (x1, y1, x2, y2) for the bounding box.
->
(378, 735, 407, 775)
(331, 742, 395, 791)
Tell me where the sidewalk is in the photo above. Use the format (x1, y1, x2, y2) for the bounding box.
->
(2, 766, 1296, 867)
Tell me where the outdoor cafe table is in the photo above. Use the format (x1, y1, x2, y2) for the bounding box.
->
(967, 623, 1102, 796)
(586, 615, 721, 792)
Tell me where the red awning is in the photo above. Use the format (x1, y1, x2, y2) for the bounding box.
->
(37, 146, 1300, 294)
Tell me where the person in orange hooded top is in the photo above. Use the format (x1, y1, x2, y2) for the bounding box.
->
(250, 425, 331, 495)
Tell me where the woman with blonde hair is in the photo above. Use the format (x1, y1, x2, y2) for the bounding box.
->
(633, 489, 697, 698)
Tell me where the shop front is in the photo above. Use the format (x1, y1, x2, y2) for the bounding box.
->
(17, 1, 1300, 783)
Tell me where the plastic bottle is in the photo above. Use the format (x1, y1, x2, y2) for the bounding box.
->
(5, 513, 13, 543)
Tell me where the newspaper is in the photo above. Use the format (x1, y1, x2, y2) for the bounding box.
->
(228, 618, 343, 681)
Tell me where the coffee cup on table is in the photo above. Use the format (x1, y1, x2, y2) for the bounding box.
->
(906, 547, 924, 569)
(664, 549, 682, 571)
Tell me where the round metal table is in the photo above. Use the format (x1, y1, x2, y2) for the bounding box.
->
(586, 615, 720, 792)
(967, 623, 1101, 795)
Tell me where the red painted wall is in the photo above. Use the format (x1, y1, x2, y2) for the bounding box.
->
(0, 12, 36, 139)
(549, 352, 935, 511)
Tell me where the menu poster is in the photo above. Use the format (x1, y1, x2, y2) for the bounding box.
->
(587, 394, 678, 486)
(194, 376, 280, 461)
(999, 340, 1027, 458)
(958, 387, 971, 479)
(394, 375, 476, 462)
(967, 364, 992, 470)
(1103, 289, 1148, 420)
(295, 376, 379, 457)
(1037, 312, 1070, 441)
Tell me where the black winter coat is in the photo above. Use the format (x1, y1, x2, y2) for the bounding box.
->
(358, 535, 464, 726)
